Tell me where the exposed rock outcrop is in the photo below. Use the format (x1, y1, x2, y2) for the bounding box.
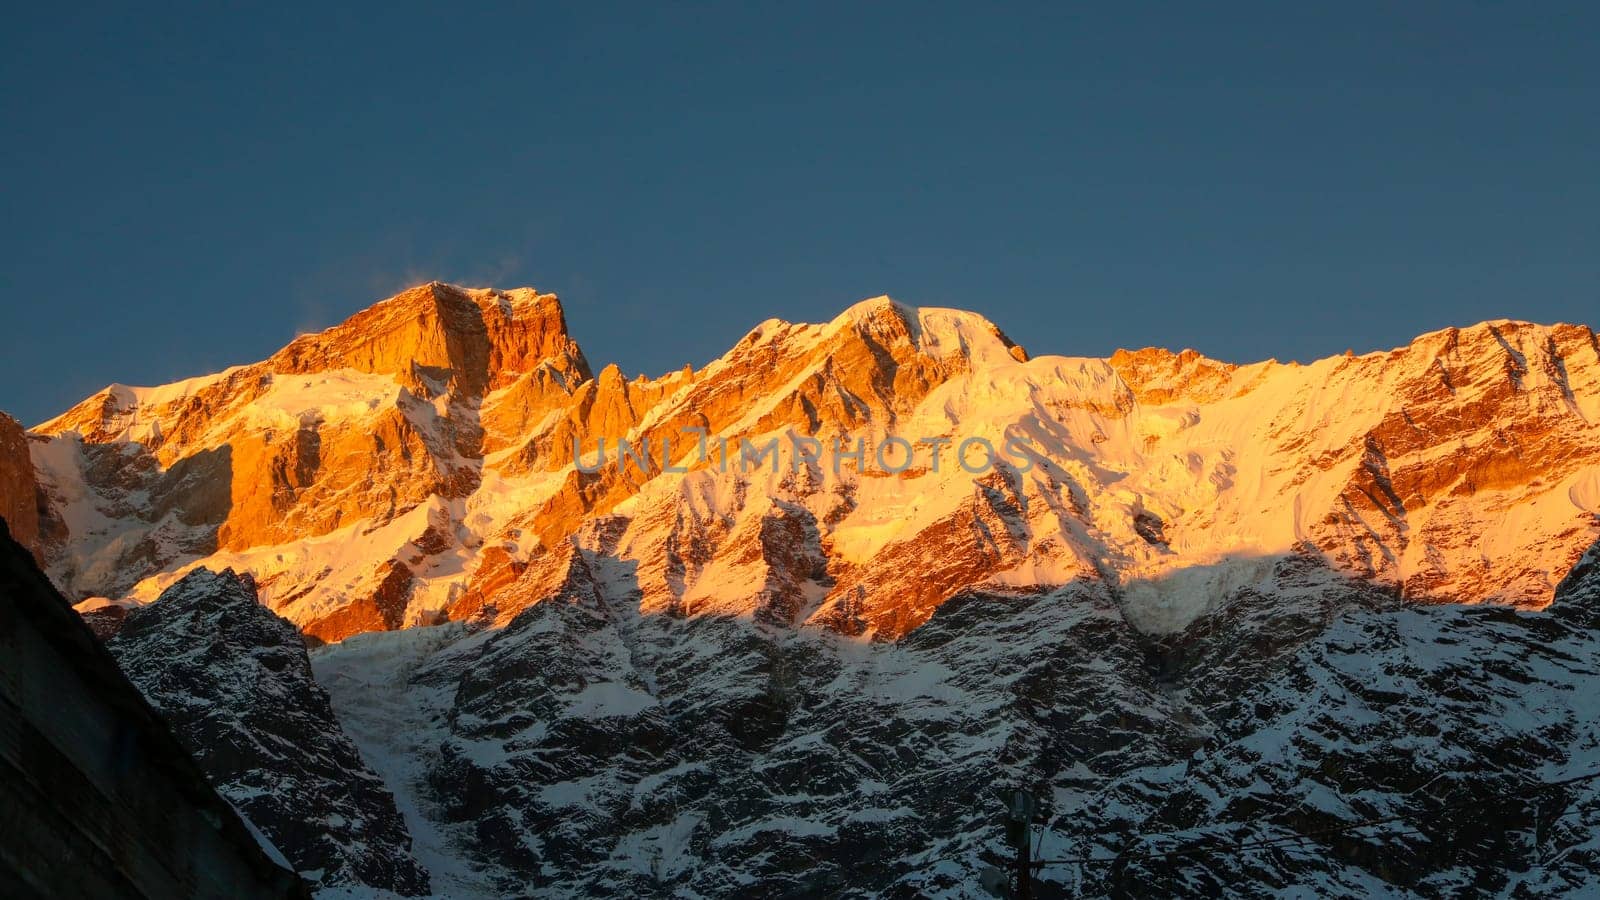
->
(0, 413, 39, 557)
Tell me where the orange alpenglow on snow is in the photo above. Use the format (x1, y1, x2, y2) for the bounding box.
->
(8, 282, 1598, 643)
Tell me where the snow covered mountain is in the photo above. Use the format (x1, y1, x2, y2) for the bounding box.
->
(4, 282, 1599, 896)
(23, 283, 1600, 642)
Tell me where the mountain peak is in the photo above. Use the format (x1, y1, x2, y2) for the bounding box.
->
(1108, 346, 1241, 405)
(268, 281, 589, 395)
(824, 295, 1028, 366)
(832, 294, 913, 325)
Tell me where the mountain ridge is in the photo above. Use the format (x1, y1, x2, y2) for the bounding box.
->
(4, 283, 1597, 644)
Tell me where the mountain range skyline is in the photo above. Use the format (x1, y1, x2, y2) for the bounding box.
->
(8, 3, 1599, 427)
(9, 280, 1591, 429)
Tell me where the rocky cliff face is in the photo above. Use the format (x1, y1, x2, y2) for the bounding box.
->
(106, 568, 431, 895)
(0, 412, 40, 557)
(30, 283, 590, 639)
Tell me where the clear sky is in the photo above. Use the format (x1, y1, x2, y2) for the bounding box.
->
(4, 2, 1596, 425)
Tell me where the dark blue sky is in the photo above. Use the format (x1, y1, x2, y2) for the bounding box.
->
(4, 2, 1596, 425)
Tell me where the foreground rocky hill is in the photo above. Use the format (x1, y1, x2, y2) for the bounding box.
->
(106, 569, 431, 894)
(2, 283, 1598, 896)
(0, 521, 310, 899)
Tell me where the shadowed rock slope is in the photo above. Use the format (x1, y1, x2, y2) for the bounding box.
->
(107, 568, 431, 895)
(0, 520, 309, 898)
